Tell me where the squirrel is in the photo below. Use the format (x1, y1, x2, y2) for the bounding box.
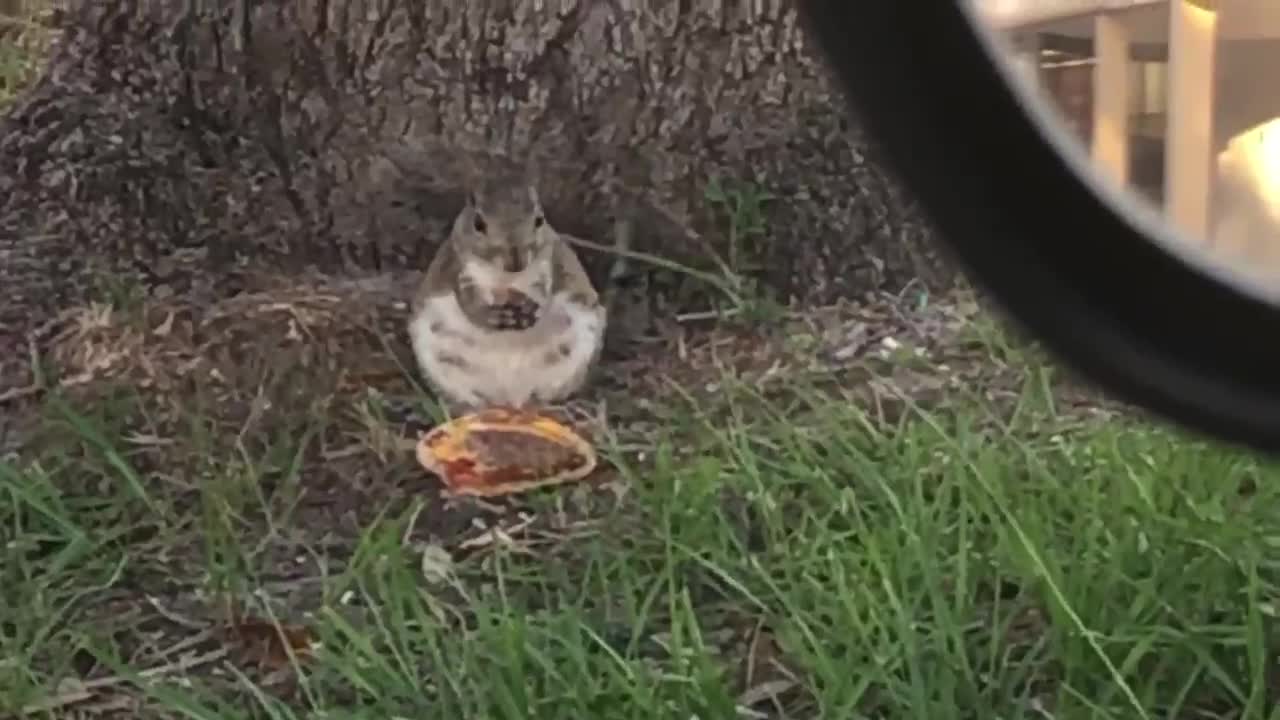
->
(407, 177, 607, 410)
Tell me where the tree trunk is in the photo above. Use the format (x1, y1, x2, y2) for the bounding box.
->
(0, 0, 947, 369)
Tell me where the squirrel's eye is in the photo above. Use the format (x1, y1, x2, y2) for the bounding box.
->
(473, 216, 487, 233)
(533, 215, 544, 229)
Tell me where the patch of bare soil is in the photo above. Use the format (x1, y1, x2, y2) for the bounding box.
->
(3, 271, 1122, 715)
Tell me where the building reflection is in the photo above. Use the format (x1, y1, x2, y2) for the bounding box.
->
(974, 0, 1280, 268)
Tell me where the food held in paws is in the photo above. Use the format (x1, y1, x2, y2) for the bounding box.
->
(416, 408, 598, 497)
(487, 289, 542, 331)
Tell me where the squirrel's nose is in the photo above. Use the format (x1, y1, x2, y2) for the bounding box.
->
(504, 247, 526, 273)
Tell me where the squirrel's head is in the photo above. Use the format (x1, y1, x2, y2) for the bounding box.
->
(451, 179, 555, 275)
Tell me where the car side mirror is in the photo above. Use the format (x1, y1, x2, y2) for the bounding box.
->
(801, 0, 1280, 453)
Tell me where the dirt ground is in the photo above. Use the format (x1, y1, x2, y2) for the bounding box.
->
(3, 267, 1126, 715)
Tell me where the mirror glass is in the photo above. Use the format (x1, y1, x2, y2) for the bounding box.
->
(965, 0, 1280, 301)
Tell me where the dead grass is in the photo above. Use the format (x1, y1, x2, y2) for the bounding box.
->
(0, 0, 62, 107)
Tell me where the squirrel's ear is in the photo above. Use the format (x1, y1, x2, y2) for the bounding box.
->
(465, 189, 480, 209)
(527, 184, 541, 209)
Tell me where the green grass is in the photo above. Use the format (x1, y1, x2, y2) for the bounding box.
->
(3, 8, 1278, 717)
(5, 362, 1280, 719)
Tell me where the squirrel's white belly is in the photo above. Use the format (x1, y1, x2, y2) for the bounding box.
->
(408, 293, 605, 408)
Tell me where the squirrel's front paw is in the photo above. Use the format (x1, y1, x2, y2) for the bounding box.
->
(486, 289, 541, 331)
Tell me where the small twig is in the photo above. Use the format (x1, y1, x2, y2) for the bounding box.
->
(560, 233, 741, 302)
(125, 647, 230, 682)
(0, 14, 43, 31)
(322, 442, 373, 461)
(675, 307, 742, 323)
(735, 680, 798, 717)
(0, 383, 41, 404)
(20, 648, 229, 715)
(442, 494, 506, 514)
(145, 596, 209, 631)
(527, 526, 600, 544)
(456, 514, 538, 551)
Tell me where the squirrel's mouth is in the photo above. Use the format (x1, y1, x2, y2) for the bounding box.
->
(465, 260, 555, 302)
(461, 258, 552, 297)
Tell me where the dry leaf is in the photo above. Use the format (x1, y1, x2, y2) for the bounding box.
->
(227, 616, 316, 671)
(416, 408, 598, 497)
(419, 542, 455, 583)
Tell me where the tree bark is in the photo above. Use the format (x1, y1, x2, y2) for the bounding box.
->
(0, 0, 948, 366)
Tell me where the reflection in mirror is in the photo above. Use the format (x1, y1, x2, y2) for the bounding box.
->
(967, 0, 1280, 290)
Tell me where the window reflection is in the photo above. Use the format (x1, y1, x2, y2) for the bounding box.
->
(973, 0, 1280, 273)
